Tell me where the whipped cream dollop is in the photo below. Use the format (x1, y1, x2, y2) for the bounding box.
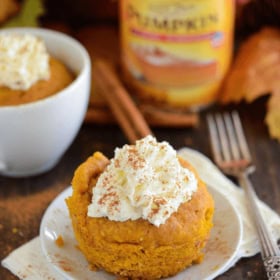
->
(88, 135, 198, 227)
(0, 34, 50, 90)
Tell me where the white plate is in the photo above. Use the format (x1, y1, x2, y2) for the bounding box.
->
(40, 185, 243, 280)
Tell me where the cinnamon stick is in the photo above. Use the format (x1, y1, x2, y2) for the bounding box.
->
(140, 105, 199, 127)
(93, 60, 153, 143)
(85, 105, 199, 127)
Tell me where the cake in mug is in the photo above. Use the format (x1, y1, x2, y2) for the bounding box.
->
(66, 135, 214, 279)
(0, 33, 74, 106)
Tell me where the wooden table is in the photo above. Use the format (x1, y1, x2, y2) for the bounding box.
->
(1, 99, 279, 280)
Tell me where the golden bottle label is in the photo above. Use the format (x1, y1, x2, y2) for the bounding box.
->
(120, 0, 235, 109)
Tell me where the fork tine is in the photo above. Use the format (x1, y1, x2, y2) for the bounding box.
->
(223, 112, 241, 161)
(231, 111, 252, 161)
(215, 113, 231, 163)
(206, 114, 223, 165)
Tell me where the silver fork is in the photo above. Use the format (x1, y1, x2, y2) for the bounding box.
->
(207, 111, 280, 280)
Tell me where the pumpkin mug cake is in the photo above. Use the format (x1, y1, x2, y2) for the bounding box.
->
(66, 135, 214, 279)
(0, 33, 74, 106)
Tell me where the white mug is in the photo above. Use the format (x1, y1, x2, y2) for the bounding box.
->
(0, 28, 91, 177)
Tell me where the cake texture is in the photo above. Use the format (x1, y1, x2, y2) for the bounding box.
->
(66, 138, 214, 279)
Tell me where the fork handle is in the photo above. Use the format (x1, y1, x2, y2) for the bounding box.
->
(238, 172, 280, 279)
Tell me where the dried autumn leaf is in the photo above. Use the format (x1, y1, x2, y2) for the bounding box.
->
(220, 27, 280, 141)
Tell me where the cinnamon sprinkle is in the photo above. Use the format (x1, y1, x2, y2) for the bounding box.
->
(127, 146, 145, 169)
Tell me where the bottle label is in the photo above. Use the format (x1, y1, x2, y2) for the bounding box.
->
(120, 0, 234, 108)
